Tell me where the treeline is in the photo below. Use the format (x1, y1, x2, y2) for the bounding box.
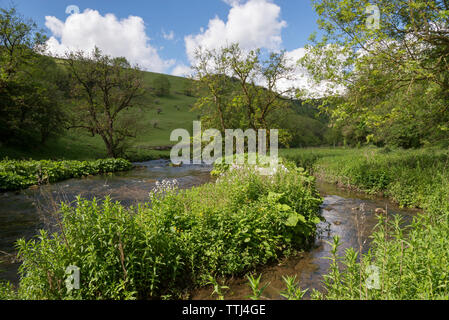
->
(0, 7, 146, 157)
(0, 7, 177, 158)
(1, 6, 335, 159)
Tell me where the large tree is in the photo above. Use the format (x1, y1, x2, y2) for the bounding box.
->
(192, 43, 296, 133)
(65, 47, 145, 158)
(300, 0, 449, 147)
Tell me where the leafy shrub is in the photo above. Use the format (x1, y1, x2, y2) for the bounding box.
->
(14, 163, 322, 300)
(0, 158, 132, 191)
(0, 281, 17, 300)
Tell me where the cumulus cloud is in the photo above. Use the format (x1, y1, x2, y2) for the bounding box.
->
(279, 47, 347, 98)
(171, 63, 192, 77)
(185, 0, 287, 63)
(45, 9, 174, 73)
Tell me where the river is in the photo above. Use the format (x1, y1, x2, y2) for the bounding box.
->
(0, 160, 417, 298)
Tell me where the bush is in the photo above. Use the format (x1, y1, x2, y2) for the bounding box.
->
(13, 163, 323, 300)
(0, 158, 132, 191)
(0, 281, 17, 300)
(152, 75, 171, 97)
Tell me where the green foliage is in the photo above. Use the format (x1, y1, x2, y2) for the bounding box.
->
(0, 158, 132, 191)
(282, 147, 449, 208)
(246, 274, 270, 300)
(65, 47, 146, 158)
(207, 276, 229, 300)
(280, 275, 308, 300)
(299, 0, 449, 148)
(192, 43, 295, 133)
(13, 164, 322, 299)
(316, 199, 449, 300)
(284, 147, 449, 299)
(0, 6, 68, 147)
(0, 281, 17, 300)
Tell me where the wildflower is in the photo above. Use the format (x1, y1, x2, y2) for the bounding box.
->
(149, 179, 179, 199)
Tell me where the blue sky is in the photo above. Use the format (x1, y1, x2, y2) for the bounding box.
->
(1, 0, 320, 77)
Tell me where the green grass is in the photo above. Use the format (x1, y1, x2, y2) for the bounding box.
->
(0, 71, 197, 162)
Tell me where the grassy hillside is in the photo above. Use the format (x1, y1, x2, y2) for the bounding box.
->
(0, 71, 197, 161)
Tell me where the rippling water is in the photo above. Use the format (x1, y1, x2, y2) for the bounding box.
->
(0, 160, 212, 285)
(190, 180, 418, 300)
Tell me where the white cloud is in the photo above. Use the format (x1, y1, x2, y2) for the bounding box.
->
(185, 0, 286, 63)
(45, 9, 174, 73)
(182, 0, 341, 97)
(280, 47, 347, 98)
(171, 63, 192, 77)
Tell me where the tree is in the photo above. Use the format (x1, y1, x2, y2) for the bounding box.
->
(22, 55, 70, 144)
(0, 6, 67, 146)
(65, 47, 145, 158)
(192, 43, 296, 134)
(300, 0, 449, 147)
(153, 75, 171, 97)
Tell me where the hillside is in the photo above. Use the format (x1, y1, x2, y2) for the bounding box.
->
(0, 70, 198, 161)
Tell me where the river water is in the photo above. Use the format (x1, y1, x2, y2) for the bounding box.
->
(0, 160, 417, 298)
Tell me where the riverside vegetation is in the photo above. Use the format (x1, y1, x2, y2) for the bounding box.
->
(0, 160, 323, 300)
(0, 158, 132, 191)
(277, 147, 449, 300)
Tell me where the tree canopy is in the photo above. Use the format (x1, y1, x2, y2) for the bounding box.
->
(300, 0, 449, 147)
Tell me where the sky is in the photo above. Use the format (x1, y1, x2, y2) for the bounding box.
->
(1, 0, 322, 86)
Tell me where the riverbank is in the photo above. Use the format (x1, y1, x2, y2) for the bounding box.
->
(2, 148, 449, 300)
(190, 179, 417, 300)
(281, 147, 449, 299)
(0, 158, 132, 192)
